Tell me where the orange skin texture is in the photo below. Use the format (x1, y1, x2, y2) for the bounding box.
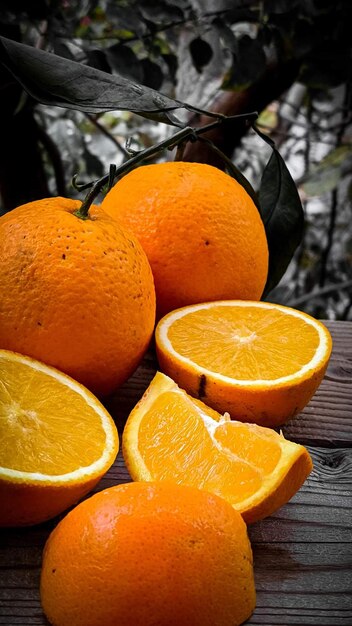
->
(0, 475, 102, 528)
(156, 343, 331, 428)
(101, 162, 269, 317)
(241, 451, 313, 524)
(0, 198, 156, 396)
(40, 482, 255, 626)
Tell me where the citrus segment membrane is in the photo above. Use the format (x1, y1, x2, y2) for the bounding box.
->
(123, 372, 313, 523)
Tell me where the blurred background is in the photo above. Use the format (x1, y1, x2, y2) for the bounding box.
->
(1, 0, 351, 319)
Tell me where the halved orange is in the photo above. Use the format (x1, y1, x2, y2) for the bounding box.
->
(0, 350, 119, 527)
(123, 372, 313, 524)
(155, 300, 332, 427)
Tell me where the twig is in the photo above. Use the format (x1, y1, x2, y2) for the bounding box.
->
(36, 123, 67, 197)
(319, 83, 351, 288)
(287, 279, 352, 308)
(84, 113, 130, 159)
(73, 111, 258, 216)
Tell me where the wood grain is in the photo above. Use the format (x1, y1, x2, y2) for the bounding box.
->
(0, 321, 351, 626)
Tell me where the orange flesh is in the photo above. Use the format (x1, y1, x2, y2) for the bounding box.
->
(137, 390, 283, 504)
(167, 307, 321, 380)
(0, 359, 107, 474)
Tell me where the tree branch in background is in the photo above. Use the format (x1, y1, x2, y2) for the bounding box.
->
(319, 83, 352, 289)
(84, 113, 131, 159)
(36, 122, 67, 197)
(182, 59, 301, 167)
(287, 279, 352, 309)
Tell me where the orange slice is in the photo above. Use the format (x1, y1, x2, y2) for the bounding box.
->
(0, 350, 119, 527)
(155, 300, 332, 427)
(123, 372, 313, 524)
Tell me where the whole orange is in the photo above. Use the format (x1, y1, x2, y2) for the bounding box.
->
(101, 161, 268, 317)
(40, 481, 256, 626)
(0, 197, 155, 396)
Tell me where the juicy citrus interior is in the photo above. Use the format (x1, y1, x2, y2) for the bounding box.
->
(155, 301, 332, 426)
(1, 356, 114, 476)
(164, 303, 322, 381)
(0, 350, 118, 526)
(123, 372, 313, 523)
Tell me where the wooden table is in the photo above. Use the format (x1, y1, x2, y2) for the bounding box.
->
(1, 320, 351, 625)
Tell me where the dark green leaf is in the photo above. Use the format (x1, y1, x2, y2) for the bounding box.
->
(299, 45, 352, 88)
(162, 53, 178, 83)
(222, 35, 266, 89)
(189, 37, 213, 73)
(258, 148, 304, 296)
(139, 0, 183, 23)
(106, 3, 147, 37)
(86, 49, 112, 73)
(140, 58, 164, 90)
(300, 145, 352, 196)
(106, 44, 143, 83)
(0, 36, 184, 125)
(212, 18, 238, 52)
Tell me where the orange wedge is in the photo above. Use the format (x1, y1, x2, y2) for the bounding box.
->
(122, 372, 313, 524)
(155, 300, 332, 427)
(0, 350, 119, 527)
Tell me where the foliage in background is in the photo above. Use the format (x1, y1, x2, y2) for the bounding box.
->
(0, 0, 351, 318)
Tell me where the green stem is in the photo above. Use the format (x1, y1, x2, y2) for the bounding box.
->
(74, 111, 258, 219)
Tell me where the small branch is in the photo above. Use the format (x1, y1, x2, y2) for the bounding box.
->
(73, 111, 259, 215)
(36, 122, 67, 197)
(84, 113, 130, 159)
(318, 83, 351, 288)
(287, 279, 352, 308)
(319, 187, 338, 288)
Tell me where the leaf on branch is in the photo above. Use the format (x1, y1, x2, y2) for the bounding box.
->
(258, 146, 304, 296)
(189, 37, 213, 73)
(105, 44, 143, 83)
(0, 36, 184, 125)
(300, 144, 352, 197)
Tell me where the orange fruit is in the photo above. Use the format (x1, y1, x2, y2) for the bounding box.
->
(0, 349, 118, 527)
(40, 481, 256, 626)
(123, 372, 313, 524)
(0, 197, 155, 396)
(155, 300, 332, 427)
(101, 161, 268, 317)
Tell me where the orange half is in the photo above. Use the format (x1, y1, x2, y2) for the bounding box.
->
(155, 300, 332, 426)
(0, 350, 119, 526)
(123, 372, 313, 524)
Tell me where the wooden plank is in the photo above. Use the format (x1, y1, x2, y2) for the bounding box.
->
(1, 446, 351, 626)
(246, 443, 352, 624)
(0, 321, 351, 626)
(282, 321, 352, 447)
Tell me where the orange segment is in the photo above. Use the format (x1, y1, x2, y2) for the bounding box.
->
(0, 350, 119, 527)
(155, 300, 332, 426)
(122, 372, 313, 524)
